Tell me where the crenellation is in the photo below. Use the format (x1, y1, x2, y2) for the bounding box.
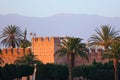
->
(45, 37, 49, 41)
(1, 48, 31, 55)
(7, 48, 12, 54)
(0, 36, 108, 66)
(14, 48, 18, 54)
(35, 37, 38, 41)
(33, 37, 56, 43)
(16, 48, 19, 54)
(50, 37, 55, 41)
(39, 37, 44, 41)
(19, 48, 25, 54)
(88, 48, 103, 54)
(0, 48, 31, 66)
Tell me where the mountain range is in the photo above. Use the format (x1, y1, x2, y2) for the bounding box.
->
(0, 13, 120, 42)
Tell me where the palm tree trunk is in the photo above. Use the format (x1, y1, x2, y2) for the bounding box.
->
(71, 54, 75, 80)
(71, 53, 75, 68)
(113, 59, 118, 80)
(12, 41, 15, 48)
(68, 68, 71, 80)
(67, 54, 72, 80)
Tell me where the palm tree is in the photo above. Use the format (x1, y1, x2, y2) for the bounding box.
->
(88, 25, 120, 80)
(88, 25, 120, 49)
(55, 37, 88, 80)
(14, 52, 42, 80)
(20, 40, 31, 48)
(0, 25, 23, 48)
(20, 29, 31, 48)
(14, 52, 42, 66)
(103, 41, 120, 80)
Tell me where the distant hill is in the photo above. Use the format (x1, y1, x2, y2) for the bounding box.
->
(0, 13, 120, 42)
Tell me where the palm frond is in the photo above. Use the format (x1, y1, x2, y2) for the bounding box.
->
(55, 36, 89, 67)
(14, 52, 41, 65)
(102, 41, 120, 60)
(0, 25, 24, 48)
(88, 25, 120, 48)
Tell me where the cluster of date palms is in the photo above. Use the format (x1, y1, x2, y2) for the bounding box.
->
(55, 25, 120, 80)
(88, 26, 120, 80)
(0, 25, 120, 80)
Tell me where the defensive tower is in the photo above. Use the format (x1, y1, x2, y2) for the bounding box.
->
(32, 37, 60, 64)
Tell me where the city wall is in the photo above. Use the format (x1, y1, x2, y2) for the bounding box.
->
(0, 48, 31, 65)
(55, 48, 108, 66)
(0, 37, 108, 66)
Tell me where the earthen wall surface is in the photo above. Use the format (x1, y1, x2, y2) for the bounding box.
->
(0, 37, 108, 66)
(32, 37, 61, 64)
(0, 48, 31, 66)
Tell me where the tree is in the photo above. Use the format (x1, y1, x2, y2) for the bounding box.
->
(14, 52, 42, 66)
(20, 40, 31, 48)
(88, 25, 120, 80)
(55, 36, 88, 80)
(102, 41, 120, 80)
(88, 25, 120, 49)
(0, 25, 23, 48)
(14, 52, 42, 80)
(20, 29, 31, 48)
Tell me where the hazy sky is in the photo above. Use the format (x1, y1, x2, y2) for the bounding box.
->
(0, 0, 120, 17)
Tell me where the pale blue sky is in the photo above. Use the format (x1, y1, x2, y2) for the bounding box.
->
(0, 0, 120, 17)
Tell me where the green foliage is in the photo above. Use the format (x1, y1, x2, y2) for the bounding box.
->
(72, 65, 96, 79)
(0, 63, 68, 80)
(88, 26, 120, 80)
(72, 61, 118, 80)
(0, 25, 24, 48)
(55, 36, 88, 70)
(0, 64, 34, 80)
(36, 63, 69, 80)
(88, 25, 120, 48)
(1, 64, 17, 80)
(14, 52, 42, 66)
(20, 29, 31, 48)
(20, 39, 31, 48)
(1, 62, 119, 80)
(18, 64, 34, 77)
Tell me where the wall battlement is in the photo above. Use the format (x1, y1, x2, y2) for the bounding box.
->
(55, 48, 105, 66)
(88, 48, 103, 54)
(0, 48, 103, 56)
(0, 48, 31, 66)
(1, 48, 31, 55)
(0, 36, 107, 66)
(0, 48, 103, 55)
(33, 37, 60, 42)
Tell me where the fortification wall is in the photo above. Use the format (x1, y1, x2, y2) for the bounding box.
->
(0, 48, 31, 66)
(32, 36, 108, 65)
(0, 36, 108, 66)
(32, 37, 61, 64)
(55, 48, 108, 66)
